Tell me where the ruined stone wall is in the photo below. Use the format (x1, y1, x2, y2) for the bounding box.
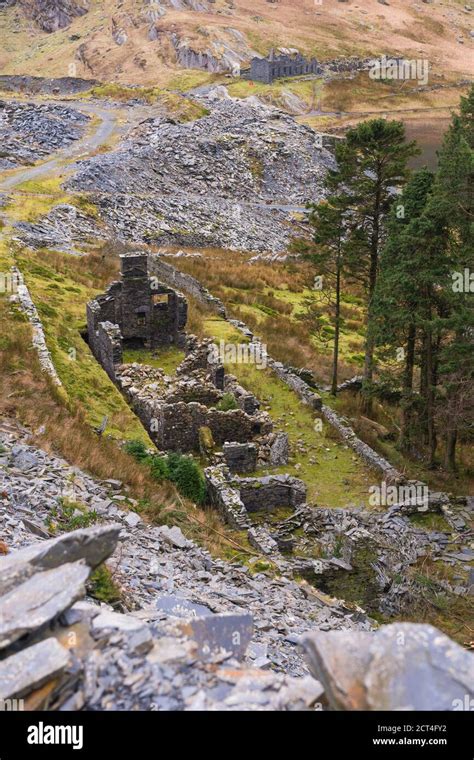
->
(204, 465, 250, 530)
(321, 405, 403, 484)
(95, 322, 123, 383)
(88, 254, 188, 354)
(224, 375, 260, 415)
(149, 256, 226, 317)
(223, 442, 258, 474)
(12, 266, 63, 387)
(149, 402, 271, 452)
(246, 54, 320, 84)
(204, 465, 307, 524)
(234, 474, 307, 512)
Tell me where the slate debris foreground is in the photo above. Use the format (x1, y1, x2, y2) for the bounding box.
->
(0, 423, 472, 711)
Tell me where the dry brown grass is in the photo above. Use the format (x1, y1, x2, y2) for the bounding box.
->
(43, 244, 121, 291)
(162, 250, 357, 383)
(157, 248, 312, 293)
(1, 0, 471, 86)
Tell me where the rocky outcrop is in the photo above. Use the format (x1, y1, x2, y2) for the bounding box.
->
(0, 75, 98, 96)
(19, 0, 89, 33)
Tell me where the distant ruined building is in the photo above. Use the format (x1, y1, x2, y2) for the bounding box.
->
(242, 49, 321, 84)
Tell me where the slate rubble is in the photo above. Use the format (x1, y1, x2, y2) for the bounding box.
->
(1, 421, 472, 709)
(0, 422, 372, 710)
(0, 100, 89, 169)
(65, 93, 334, 253)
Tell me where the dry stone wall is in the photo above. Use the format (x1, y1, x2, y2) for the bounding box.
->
(10, 267, 63, 387)
(149, 256, 226, 317)
(147, 256, 410, 482)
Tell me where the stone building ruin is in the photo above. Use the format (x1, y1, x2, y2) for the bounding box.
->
(242, 49, 321, 84)
(86, 253, 289, 467)
(87, 253, 187, 359)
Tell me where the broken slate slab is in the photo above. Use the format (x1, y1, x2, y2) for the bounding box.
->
(0, 561, 90, 649)
(0, 637, 71, 700)
(156, 594, 213, 620)
(155, 525, 190, 549)
(92, 610, 146, 634)
(0, 524, 121, 595)
(301, 629, 372, 710)
(364, 623, 474, 711)
(124, 512, 142, 528)
(182, 613, 253, 662)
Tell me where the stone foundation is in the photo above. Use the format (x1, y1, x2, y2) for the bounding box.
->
(205, 465, 307, 520)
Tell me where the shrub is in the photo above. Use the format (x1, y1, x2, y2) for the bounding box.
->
(149, 455, 169, 481)
(88, 564, 122, 606)
(166, 453, 205, 504)
(216, 393, 238, 411)
(124, 439, 149, 463)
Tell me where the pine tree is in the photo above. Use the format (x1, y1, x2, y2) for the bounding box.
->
(372, 168, 434, 453)
(296, 194, 349, 395)
(331, 119, 419, 411)
(373, 85, 474, 469)
(423, 91, 474, 469)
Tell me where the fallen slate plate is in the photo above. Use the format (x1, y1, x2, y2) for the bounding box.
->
(0, 524, 121, 595)
(183, 613, 253, 662)
(155, 595, 213, 620)
(0, 561, 90, 649)
(0, 637, 70, 700)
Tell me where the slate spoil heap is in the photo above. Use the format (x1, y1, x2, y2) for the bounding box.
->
(0, 422, 473, 711)
(65, 91, 334, 253)
(0, 101, 89, 170)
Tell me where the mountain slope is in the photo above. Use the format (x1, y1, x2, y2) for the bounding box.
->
(0, 0, 471, 86)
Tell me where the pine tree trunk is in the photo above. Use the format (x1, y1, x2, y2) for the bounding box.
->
(400, 322, 416, 451)
(426, 328, 437, 468)
(331, 264, 341, 396)
(444, 428, 457, 471)
(361, 251, 378, 414)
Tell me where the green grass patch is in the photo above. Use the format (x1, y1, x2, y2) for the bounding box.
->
(122, 346, 185, 375)
(200, 316, 374, 507)
(17, 248, 151, 443)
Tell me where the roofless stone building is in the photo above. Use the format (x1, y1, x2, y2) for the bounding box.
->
(87, 253, 187, 357)
(242, 49, 321, 84)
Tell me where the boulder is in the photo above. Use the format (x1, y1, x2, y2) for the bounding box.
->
(301, 623, 474, 710)
(0, 561, 90, 649)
